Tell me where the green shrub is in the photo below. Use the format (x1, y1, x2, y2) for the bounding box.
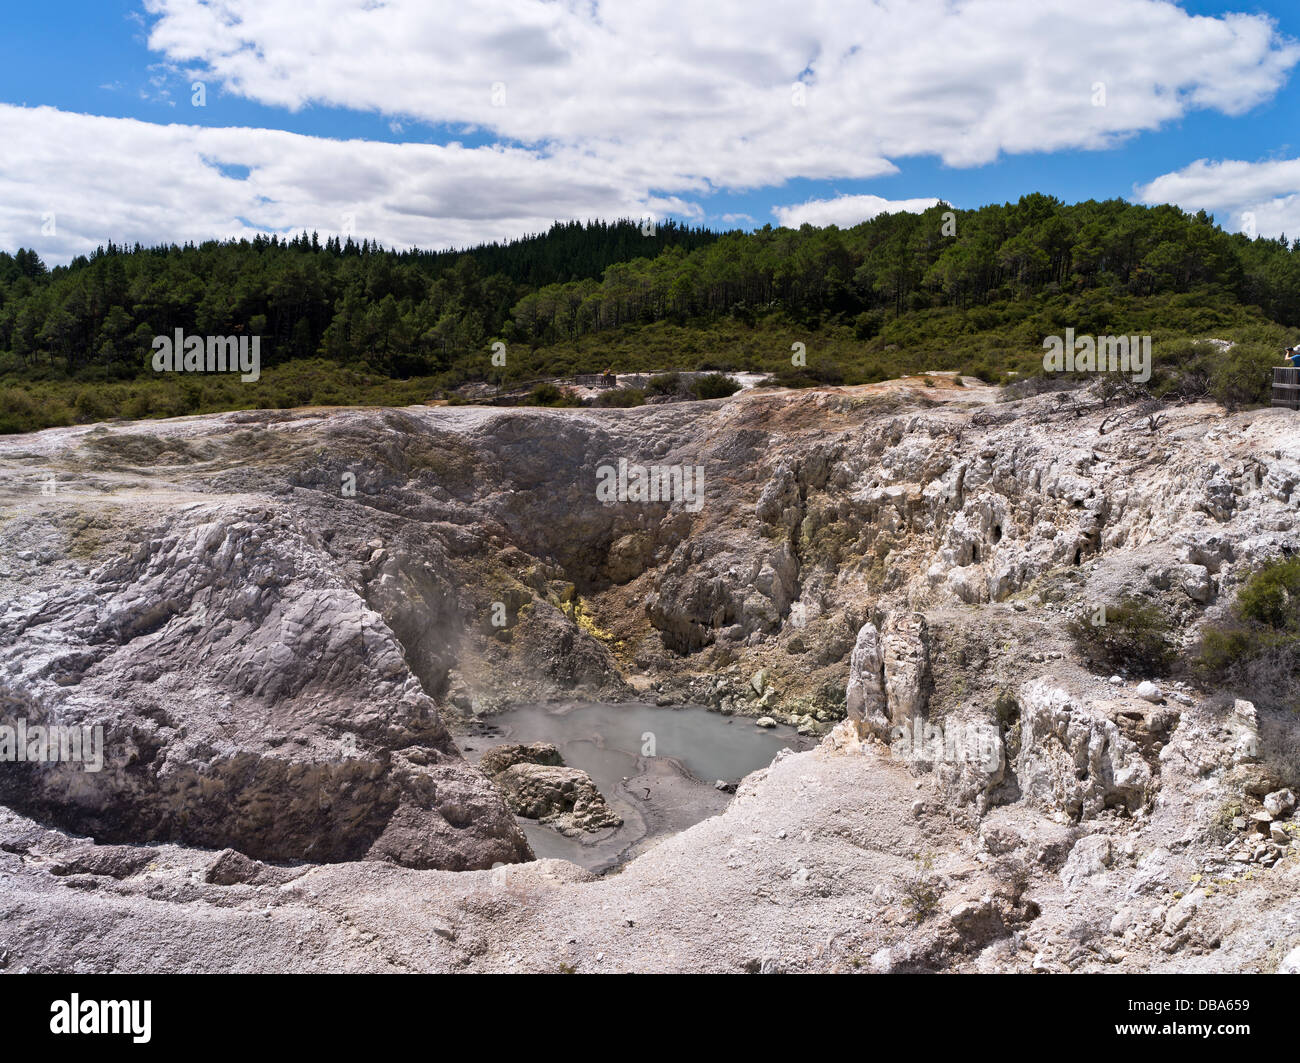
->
(970, 365, 1006, 385)
(647, 372, 682, 396)
(527, 382, 567, 406)
(771, 363, 846, 389)
(898, 853, 940, 923)
(1191, 556, 1300, 704)
(854, 310, 885, 340)
(689, 373, 741, 400)
(1067, 598, 1176, 675)
(1235, 556, 1300, 632)
(592, 387, 645, 407)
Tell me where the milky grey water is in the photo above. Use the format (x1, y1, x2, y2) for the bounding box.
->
(462, 701, 811, 872)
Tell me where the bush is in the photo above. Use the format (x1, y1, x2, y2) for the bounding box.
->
(1191, 556, 1300, 705)
(1067, 598, 1176, 675)
(1235, 556, 1300, 632)
(771, 363, 846, 389)
(1150, 339, 1276, 409)
(592, 387, 645, 407)
(897, 853, 940, 923)
(647, 372, 682, 396)
(689, 373, 741, 400)
(527, 382, 568, 406)
(854, 310, 885, 340)
(970, 365, 1007, 385)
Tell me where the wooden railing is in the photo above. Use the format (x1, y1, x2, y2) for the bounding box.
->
(1273, 366, 1300, 410)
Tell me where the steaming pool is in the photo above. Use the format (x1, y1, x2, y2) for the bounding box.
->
(462, 701, 812, 873)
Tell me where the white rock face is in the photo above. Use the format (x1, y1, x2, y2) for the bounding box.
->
(845, 613, 931, 740)
(845, 621, 886, 737)
(1014, 679, 1152, 820)
(0, 505, 532, 871)
(882, 613, 932, 722)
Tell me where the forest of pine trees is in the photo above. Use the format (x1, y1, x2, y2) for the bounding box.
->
(2, 197, 1299, 431)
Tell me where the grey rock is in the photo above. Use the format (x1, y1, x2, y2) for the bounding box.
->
(493, 763, 622, 834)
(844, 621, 887, 737)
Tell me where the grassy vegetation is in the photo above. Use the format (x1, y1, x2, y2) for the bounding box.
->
(3, 296, 1292, 434)
(0, 359, 446, 434)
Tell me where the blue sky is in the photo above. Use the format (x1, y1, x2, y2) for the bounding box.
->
(2, 0, 1299, 261)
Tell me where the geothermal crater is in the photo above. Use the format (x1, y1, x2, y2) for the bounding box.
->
(1, 377, 1299, 973)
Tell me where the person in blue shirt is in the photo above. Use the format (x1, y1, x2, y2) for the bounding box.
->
(1288, 347, 1300, 368)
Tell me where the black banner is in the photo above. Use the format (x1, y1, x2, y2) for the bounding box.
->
(0, 973, 1288, 1050)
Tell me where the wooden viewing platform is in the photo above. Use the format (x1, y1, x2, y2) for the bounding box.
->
(1274, 366, 1300, 410)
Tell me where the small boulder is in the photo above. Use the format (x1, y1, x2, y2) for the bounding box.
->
(1061, 835, 1113, 891)
(1229, 763, 1280, 798)
(978, 822, 1025, 856)
(1263, 789, 1296, 818)
(949, 898, 1002, 943)
(1163, 889, 1206, 934)
(1135, 681, 1163, 704)
(205, 848, 282, 887)
(756, 716, 777, 728)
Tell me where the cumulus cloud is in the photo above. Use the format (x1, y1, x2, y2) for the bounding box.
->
(139, 0, 1298, 184)
(6, 1, 1300, 261)
(1135, 157, 1300, 239)
(772, 194, 942, 229)
(0, 105, 688, 263)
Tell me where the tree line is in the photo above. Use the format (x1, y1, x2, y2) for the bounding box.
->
(2, 196, 1298, 386)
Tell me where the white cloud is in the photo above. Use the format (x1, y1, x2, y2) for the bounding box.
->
(1135, 157, 1300, 239)
(137, 0, 1298, 185)
(6, 1, 1300, 261)
(772, 194, 941, 229)
(0, 105, 689, 263)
